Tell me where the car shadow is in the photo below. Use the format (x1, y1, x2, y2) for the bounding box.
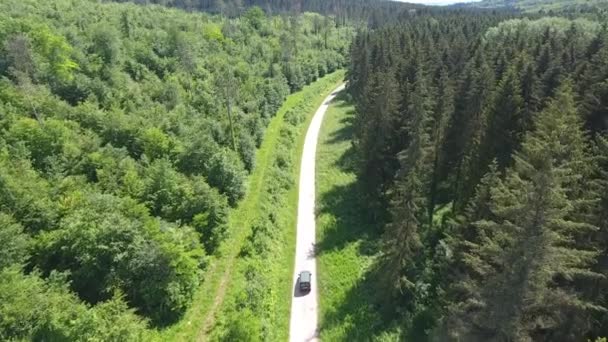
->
(293, 277, 311, 298)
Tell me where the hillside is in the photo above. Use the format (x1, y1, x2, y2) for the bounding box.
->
(104, 0, 420, 22)
(347, 11, 608, 341)
(3, 0, 608, 340)
(466, 0, 608, 11)
(0, 0, 352, 339)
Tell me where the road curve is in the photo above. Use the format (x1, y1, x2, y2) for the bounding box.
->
(289, 83, 345, 342)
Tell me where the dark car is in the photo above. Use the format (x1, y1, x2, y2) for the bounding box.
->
(298, 271, 312, 292)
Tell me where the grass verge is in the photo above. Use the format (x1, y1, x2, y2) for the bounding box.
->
(156, 70, 345, 341)
(315, 92, 400, 341)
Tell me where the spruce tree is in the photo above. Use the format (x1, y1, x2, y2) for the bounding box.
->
(448, 82, 603, 341)
(451, 56, 495, 211)
(382, 71, 433, 301)
(593, 135, 608, 335)
(481, 65, 525, 171)
(428, 68, 454, 223)
(355, 70, 402, 200)
(581, 37, 608, 133)
(441, 162, 501, 341)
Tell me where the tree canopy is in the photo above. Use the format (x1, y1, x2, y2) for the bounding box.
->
(348, 11, 608, 341)
(0, 0, 352, 336)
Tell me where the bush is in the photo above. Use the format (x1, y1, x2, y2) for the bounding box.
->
(0, 156, 59, 233)
(33, 192, 204, 325)
(0, 213, 30, 269)
(0, 267, 148, 341)
(223, 308, 262, 342)
(207, 149, 247, 206)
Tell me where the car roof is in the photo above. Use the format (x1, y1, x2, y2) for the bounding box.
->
(300, 271, 311, 282)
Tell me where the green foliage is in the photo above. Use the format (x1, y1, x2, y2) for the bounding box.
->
(222, 309, 262, 341)
(138, 127, 173, 160)
(205, 72, 345, 341)
(91, 24, 122, 70)
(206, 148, 247, 205)
(0, 267, 147, 341)
(28, 22, 79, 82)
(447, 83, 603, 340)
(202, 23, 224, 42)
(0, 0, 352, 335)
(382, 75, 433, 302)
(0, 213, 30, 269)
(471, 0, 608, 11)
(243, 7, 265, 30)
(5, 117, 84, 172)
(348, 13, 608, 341)
(33, 192, 204, 325)
(0, 155, 58, 232)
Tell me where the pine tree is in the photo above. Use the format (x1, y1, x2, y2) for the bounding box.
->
(581, 34, 608, 134)
(382, 155, 425, 301)
(448, 82, 603, 341)
(382, 71, 433, 301)
(449, 54, 495, 211)
(597, 136, 608, 232)
(592, 135, 608, 336)
(441, 162, 501, 341)
(481, 65, 525, 170)
(355, 70, 402, 200)
(517, 54, 542, 128)
(428, 68, 454, 223)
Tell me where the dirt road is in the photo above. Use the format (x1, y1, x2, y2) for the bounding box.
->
(289, 84, 345, 342)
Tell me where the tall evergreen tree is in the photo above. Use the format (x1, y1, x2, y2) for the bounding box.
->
(428, 68, 454, 222)
(447, 83, 603, 341)
(592, 135, 608, 338)
(347, 15, 608, 341)
(449, 54, 495, 211)
(481, 65, 525, 171)
(382, 71, 433, 301)
(441, 162, 501, 340)
(355, 70, 402, 200)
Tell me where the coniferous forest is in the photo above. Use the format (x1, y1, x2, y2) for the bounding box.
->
(348, 8, 608, 342)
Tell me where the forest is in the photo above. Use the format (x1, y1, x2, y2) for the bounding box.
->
(105, 0, 417, 22)
(468, 0, 608, 12)
(2, 0, 608, 340)
(348, 7, 608, 342)
(0, 0, 351, 339)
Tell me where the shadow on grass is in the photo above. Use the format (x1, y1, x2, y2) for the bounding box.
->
(315, 93, 379, 256)
(315, 94, 397, 340)
(320, 265, 398, 341)
(314, 182, 378, 256)
(315, 180, 395, 340)
(326, 94, 356, 147)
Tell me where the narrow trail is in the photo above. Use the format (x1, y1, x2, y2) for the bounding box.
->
(198, 266, 227, 341)
(196, 134, 272, 342)
(289, 84, 345, 342)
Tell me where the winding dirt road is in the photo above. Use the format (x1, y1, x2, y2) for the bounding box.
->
(289, 84, 345, 342)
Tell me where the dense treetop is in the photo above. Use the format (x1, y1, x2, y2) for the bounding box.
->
(104, 0, 420, 23)
(348, 9, 608, 341)
(467, 0, 608, 12)
(2, 0, 607, 339)
(0, 0, 351, 338)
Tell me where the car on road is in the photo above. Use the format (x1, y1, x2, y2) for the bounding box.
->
(298, 271, 312, 292)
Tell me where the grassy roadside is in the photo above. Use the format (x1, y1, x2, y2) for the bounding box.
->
(209, 71, 346, 341)
(156, 70, 345, 341)
(315, 93, 400, 341)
